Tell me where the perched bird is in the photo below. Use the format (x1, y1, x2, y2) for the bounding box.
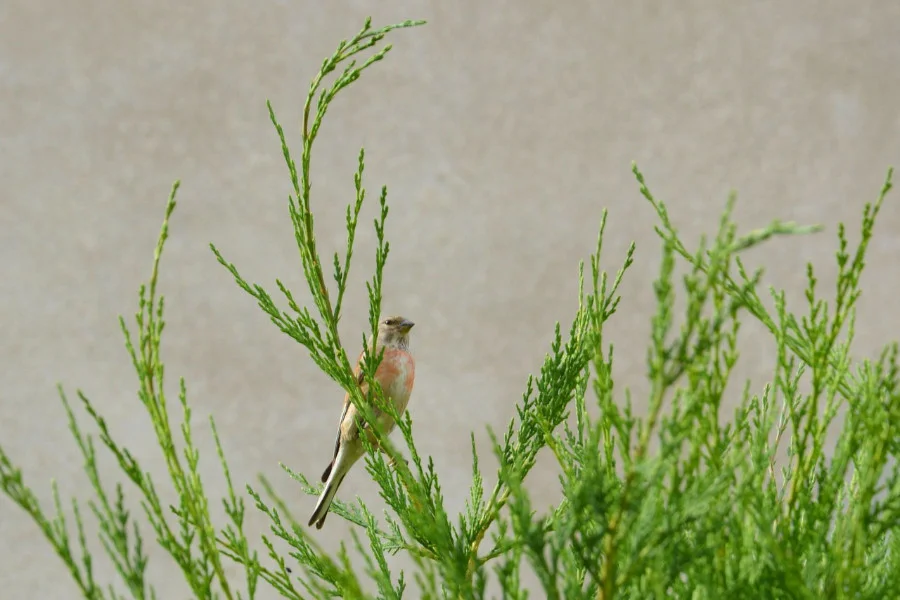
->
(308, 315, 416, 529)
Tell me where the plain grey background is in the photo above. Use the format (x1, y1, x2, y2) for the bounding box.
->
(2, 0, 899, 597)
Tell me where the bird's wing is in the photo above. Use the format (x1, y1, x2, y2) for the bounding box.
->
(332, 360, 373, 445)
(351, 348, 388, 430)
(354, 376, 382, 431)
(329, 400, 349, 457)
(326, 359, 366, 468)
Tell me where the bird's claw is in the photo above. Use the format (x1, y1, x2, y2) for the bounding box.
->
(386, 454, 409, 469)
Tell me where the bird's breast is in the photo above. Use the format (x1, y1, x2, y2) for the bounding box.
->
(378, 348, 415, 412)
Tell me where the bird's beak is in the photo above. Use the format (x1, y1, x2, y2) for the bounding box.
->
(400, 319, 415, 331)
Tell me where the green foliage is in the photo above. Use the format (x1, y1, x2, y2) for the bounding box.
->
(1, 16, 899, 600)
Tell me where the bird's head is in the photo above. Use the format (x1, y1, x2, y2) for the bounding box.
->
(376, 315, 415, 349)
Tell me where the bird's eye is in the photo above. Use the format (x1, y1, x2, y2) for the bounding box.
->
(384, 318, 395, 326)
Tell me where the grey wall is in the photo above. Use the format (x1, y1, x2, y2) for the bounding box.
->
(2, 0, 898, 597)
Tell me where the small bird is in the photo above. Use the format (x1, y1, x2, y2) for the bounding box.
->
(308, 315, 416, 529)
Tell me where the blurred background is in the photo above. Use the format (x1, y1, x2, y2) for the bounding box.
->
(2, 0, 898, 596)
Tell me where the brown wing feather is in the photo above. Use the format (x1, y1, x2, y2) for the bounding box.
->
(321, 361, 368, 483)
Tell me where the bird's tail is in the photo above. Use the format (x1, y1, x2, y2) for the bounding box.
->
(309, 440, 362, 529)
(308, 471, 346, 529)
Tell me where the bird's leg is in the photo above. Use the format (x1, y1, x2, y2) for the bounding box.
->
(379, 446, 409, 469)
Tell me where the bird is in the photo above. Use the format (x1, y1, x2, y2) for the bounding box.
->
(308, 315, 416, 529)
